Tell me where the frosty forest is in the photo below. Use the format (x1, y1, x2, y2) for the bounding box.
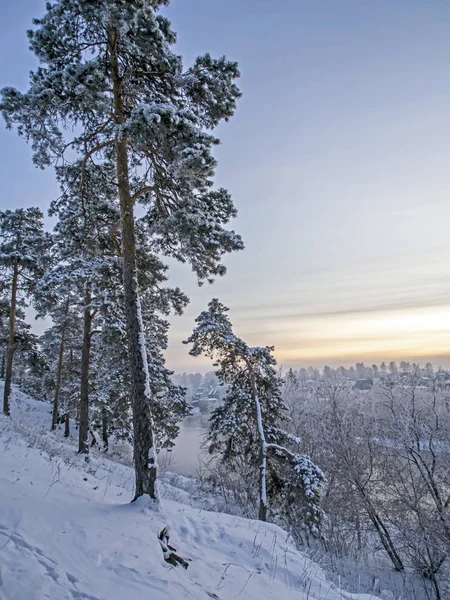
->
(0, 2, 449, 600)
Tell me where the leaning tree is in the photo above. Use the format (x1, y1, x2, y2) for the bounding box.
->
(186, 299, 326, 537)
(1, 0, 242, 502)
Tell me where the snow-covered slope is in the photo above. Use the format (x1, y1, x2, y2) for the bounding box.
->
(0, 386, 381, 600)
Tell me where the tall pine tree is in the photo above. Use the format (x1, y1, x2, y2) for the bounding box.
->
(1, 0, 242, 502)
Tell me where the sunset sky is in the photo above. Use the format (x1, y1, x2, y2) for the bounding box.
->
(2, 1, 450, 372)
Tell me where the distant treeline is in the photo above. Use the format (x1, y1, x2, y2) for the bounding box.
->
(173, 360, 442, 388)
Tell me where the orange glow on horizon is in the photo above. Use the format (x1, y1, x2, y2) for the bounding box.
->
(268, 305, 450, 364)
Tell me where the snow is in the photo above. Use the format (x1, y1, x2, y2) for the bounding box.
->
(135, 293, 152, 401)
(0, 385, 382, 600)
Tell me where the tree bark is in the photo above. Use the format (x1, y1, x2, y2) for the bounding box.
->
(102, 407, 108, 451)
(248, 363, 267, 521)
(109, 27, 158, 501)
(257, 399, 268, 522)
(78, 286, 92, 454)
(51, 300, 69, 430)
(1, 352, 5, 380)
(367, 509, 404, 571)
(3, 263, 19, 416)
(64, 412, 70, 438)
(358, 486, 404, 571)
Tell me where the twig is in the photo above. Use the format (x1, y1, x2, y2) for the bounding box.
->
(235, 572, 254, 599)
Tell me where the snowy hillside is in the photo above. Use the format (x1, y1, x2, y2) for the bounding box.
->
(0, 386, 381, 600)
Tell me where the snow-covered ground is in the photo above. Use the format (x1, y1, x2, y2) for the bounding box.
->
(0, 386, 382, 600)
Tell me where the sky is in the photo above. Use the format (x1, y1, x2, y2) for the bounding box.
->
(2, 0, 450, 372)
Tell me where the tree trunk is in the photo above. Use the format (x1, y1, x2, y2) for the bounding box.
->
(51, 300, 69, 430)
(256, 399, 268, 522)
(78, 286, 92, 454)
(109, 27, 158, 502)
(367, 510, 404, 571)
(249, 365, 268, 521)
(64, 412, 70, 438)
(102, 408, 108, 451)
(1, 352, 5, 380)
(3, 263, 19, 416)
(360, 489, 404, 571)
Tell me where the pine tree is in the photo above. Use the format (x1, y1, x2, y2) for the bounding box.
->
(35, 161, 119, 452)
(36, 287, 83, 431)
(88, 226, 190, 453)
(42, 311, 82, 424)
(185, 299, 325, 535)
(1, 0, 242, 502)
(43, 158, 190, 454)
(0, 291, 36, 381)
(0, 287, 41, 395)
(0, 208, 50, 415)
(49, 300, 72, 431)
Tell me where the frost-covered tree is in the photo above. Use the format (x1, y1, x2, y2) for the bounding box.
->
(0, 208, 50, 415)
(1, 0, 242, 502)
(185, 299, 325, 536)
(36, 294, 83, 431)
(378, 373, 450, 588)
(0, 292, 37, 381)
(44, 157, 189, 453)
(0, 289, 41, 393)
(33, 199, 84, 433)
(48, 160, 123, 454)
(88, 231, 190, 453)
(15, 339, 47, 400)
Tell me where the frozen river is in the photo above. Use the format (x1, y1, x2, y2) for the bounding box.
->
(160, 415, 207, 477)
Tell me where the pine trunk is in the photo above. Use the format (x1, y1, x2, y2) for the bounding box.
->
(78, 286, 92, 454)
(102, 408, 108, 451)
(1, 353, 5, 380)
(258, 451, 268, 521)
(257, 413, 268, 522)
(110, 28, 158, 502)
(51, 300, 69, 430)
(249, 366, 268, 522)
(3, 263, 19, 416)
(64, 412, 70, 438)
